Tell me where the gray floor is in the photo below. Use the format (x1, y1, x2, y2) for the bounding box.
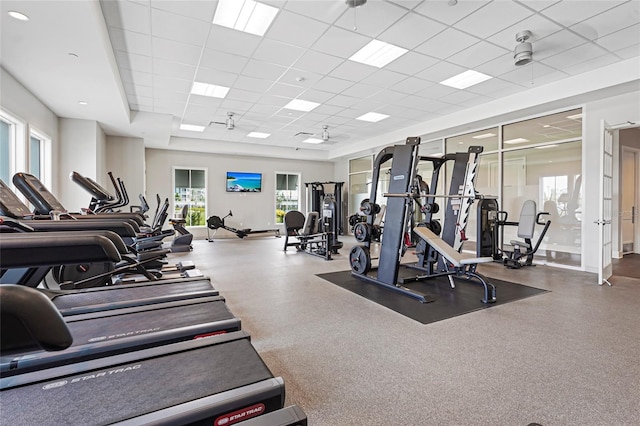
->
(182, 237, 640, 426)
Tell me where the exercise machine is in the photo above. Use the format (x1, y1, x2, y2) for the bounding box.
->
(349, 137, 496, 303)
(283, 211, 335, 260)
(206, 210, 280, 241)
(494, 200, 551, 268)
(305, 181, 344, 253)
(168, 204, 193, 252)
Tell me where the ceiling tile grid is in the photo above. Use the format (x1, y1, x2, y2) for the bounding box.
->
(89, 0, 640, 151)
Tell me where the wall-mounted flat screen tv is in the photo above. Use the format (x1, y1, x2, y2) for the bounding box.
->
(226, 171, 262, 193)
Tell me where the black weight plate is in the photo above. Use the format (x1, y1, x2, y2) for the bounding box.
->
(350, 245, 371, 275)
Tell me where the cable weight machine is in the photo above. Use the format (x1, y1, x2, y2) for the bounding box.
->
(349, 137, 496, 304)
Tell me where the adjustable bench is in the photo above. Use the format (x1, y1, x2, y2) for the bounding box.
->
(413, 226, 496, 304)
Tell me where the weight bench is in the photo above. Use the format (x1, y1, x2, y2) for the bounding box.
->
(497, 200, 551, 269)
(283, 211, 332, 260)
(413, 226, 496, 304)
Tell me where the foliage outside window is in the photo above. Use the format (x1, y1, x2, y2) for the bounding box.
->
(174, 168, 206, 226)
(275, 173, 299, 223)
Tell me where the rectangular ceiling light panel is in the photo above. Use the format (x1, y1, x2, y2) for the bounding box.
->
(247, 132, 271, 138)
(284, 99, 320, 112)
(180, 124, 205, 132)
(504, 137, 530, 145)
(213, 0, 278, 36)
(191, 82, 230, 98)
(302, 138, 324, 144)
(356, 112, 390, 122)
(349, 40, 408, 68)
(440, 70, 492, 89)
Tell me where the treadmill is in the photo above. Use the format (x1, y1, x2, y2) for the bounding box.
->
(0, 229, 219, 315)
(1, 285, 240, 377)
(0, 290, 284, 425)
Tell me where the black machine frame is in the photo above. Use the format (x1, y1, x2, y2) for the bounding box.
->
(206, 210, 280, 241)
(349, 137, 497, 304)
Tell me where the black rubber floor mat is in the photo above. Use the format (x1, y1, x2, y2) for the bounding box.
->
(317, 267, 548, 324)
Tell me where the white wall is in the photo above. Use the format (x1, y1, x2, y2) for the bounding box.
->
(0, 67, 58, 190)
(105, 136, 146, 209)
(58, 118, 102, 212)
(145, 148, 334, 239)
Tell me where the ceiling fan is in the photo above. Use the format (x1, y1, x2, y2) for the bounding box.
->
(294, 125, 348, 144)
(209, 112, 235, 130)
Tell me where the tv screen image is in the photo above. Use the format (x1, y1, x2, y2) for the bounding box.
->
(226, 172, 262, 192)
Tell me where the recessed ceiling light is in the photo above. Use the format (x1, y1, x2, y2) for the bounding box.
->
(247, 132, 271, 139)
(472, 133, 496, 139)
(78, 101, 88, 105)
(440, 70, 492, 89)
(302, 138, 324, 144)
(284, 99, 320, 112)
(349, 39, 408, 68)
(504, 137, 530, 145)
(191, 82, 230, 98)
(8, 11, 29, 21)
(213, 0, 278, 37)
(566, 113, 582, 120)
(356, 112, 389, 123)
(180, 124, 205, 132)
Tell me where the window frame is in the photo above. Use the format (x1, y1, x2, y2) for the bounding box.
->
(275, 172, 301, 224)
(172, 166, 208, 228)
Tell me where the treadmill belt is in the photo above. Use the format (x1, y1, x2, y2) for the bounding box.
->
(1, 338, 276, 425)
(53, 280, 214, 310)
(66, 299, 233, 346)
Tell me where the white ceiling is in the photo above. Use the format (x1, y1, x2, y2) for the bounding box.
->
(1, 0, 639, 161)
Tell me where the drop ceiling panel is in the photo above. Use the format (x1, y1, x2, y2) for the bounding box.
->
(570, 1, 640, 40)
(413, 0, 489, 26)
(391, 76, 435, 94)
(360, 69, 409, 88)
(116, 51, 152, 73)
(297, 89, 336, 104)
(265, 83, 306, 99)
(310, 26, 370, 59)
(543, 42, 610, 69)
(341, 83, 382, 99)
(531, 30, 589, 60)
(455, 1, 534, 39)
(595, 24, 640, 52)
(152, 75, 191, 94)
(414, 28, 481, 59)
(109, 28, 151, 56)
(563, 52, 621, 76)
(241, 59, 287, 80)
(312, 76, 355, 94)
(329, 60, 377, 82)
(199, 49, 249, 74)
(149, 0, 216, 23)
(152, 58, 196, 80)
(334, 1, 408, 38)
(252, 38, 306, 67)
(120, 69, 153, 87)
(446, 41, 510, 69)
(377, 10, 447, 49)
(265, 10, 331, 48)
(151, 37, 201, 65)
(194, 67, 238, 87)
(283, 0, 347, 24)
(150, 7, 210, 47)
(384, 51, 439, 76)
(543, 1, 628, 26)
(291, 50, 344, 74)
(415, 61, 468, 84)
(499, 62, 568, 86)
(279, 69, 324, 88)
(206, 26, 261, 57)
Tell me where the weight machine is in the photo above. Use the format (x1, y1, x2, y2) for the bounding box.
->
(349, 137, 496, 304)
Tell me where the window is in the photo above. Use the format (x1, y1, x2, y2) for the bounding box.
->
(0, 117, 11, 184)
(275, 173, 300, 223)
(29, 133, 43, 179)
(173, 168, 207, 226)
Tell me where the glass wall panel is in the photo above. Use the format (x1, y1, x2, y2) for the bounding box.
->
(502, 141, 582, 266)
(0, 119, 10, 183)
(463, 152, 499, 251)
(349, 156, 371, 173)
(29, 135, 41, 179)
(503, 108, 582, 149)
(349, 171, 371, 217)
(446, 127, 499, 153)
